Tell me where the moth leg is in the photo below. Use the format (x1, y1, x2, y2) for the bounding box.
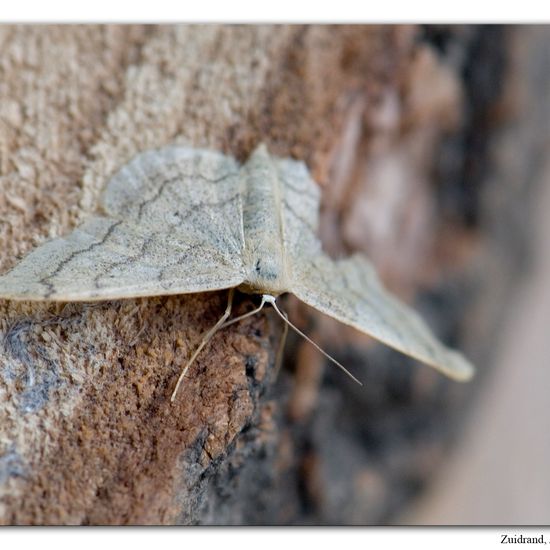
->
(273, 309, 289, 381)
(170, 288, 235, 402)
(220, 295, 269, 329)
(221, 295, 288, 381)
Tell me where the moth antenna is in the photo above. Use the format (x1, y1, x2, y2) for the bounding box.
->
(263, 295, 363, 386)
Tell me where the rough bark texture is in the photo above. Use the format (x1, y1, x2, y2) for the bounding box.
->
(0, 25, 546, 525)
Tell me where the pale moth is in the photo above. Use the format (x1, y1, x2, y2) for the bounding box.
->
(0, 145, 474, 400)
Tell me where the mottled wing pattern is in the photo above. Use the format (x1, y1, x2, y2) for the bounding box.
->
(290, 253, 474, 381)
(0, 147, 246, 301)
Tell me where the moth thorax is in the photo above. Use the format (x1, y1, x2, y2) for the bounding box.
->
(241, 254, 286, 295)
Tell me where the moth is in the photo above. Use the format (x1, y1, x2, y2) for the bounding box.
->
(0, 145, 474, 400)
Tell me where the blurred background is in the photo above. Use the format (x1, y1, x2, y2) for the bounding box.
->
(405, 118, 550, 526)
(401, 26, 550, 525)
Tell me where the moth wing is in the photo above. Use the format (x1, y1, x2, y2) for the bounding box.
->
(0, 217, 246, 301)
(273, 154, 323, 259)
(0, 146, 246, 301)
(290, 253, 474, 381)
